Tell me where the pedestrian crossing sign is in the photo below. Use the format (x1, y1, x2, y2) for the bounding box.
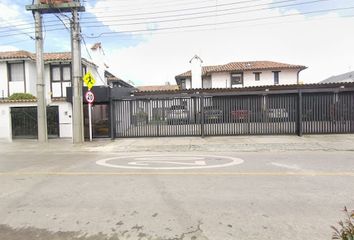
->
(83, 72, 96, 90)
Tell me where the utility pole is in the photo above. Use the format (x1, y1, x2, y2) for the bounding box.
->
(71, 9, 84, 143)
(26, 1, 85, 144)
(34, 0, 48, 143)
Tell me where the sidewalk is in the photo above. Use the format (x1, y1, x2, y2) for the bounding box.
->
(1, 134, 354, 153)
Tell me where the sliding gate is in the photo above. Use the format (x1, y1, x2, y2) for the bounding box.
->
(113, 97, 202, 137)
(111, 91, 354, 138)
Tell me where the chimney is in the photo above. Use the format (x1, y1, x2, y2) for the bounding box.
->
(189, 55, 203, 89)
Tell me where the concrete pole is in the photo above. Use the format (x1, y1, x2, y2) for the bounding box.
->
(71, 9, 84, 143)
(34, 0, 48, 142)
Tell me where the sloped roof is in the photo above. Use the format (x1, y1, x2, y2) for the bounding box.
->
(105, 70, 134, 88)
(0, 50, 34, 60)
(176, 61, 307, 78)
(0, 51, 95, 66)
(137, 84, 179, 92)
(133, 82, 354, 96)
(321, 71, 354, 84)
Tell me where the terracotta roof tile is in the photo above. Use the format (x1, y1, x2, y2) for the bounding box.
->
(0, 99, 37, 104)
(137, 85, 179, 92)
(0, 51, 95, 65)
(43, 52, 71, 61)
(176, 61, 307, 78)
(0, 50, 34, 60)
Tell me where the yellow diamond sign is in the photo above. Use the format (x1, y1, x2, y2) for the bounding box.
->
(83, 72, 96, 90)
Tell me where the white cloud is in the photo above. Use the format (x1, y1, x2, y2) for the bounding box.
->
(0, 0, 33, 37)
(88, 0, 354, 85)
(0, 45, 19, 52)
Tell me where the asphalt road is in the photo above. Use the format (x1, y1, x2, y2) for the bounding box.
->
(0, 150, 353, 240)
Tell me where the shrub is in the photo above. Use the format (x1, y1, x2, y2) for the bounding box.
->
(332, 207, 354, 240)
(8, 93, 36, 100)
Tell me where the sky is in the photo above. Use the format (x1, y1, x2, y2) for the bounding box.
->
(0, 0, 354, 86)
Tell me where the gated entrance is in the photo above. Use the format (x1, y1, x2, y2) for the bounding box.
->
(111, 89, 354, 138)
(11, 106, 59, 139)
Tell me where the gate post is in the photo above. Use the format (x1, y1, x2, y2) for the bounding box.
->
(297, 90, 303, 137)
(200, 94, 205, 138)
(110, 96, 116, 140)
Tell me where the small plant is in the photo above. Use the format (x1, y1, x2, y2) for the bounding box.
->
(331, 207, 354, 240)
(9, 93, 36, 100)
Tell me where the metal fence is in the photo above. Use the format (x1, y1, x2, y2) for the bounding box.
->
(111, 89, 354, 138)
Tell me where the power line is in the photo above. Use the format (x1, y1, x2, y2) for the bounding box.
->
(80, 0, 329, 28)
(0, 0, 331, 34)
(0, 0, 223, 27)
(0, 0, 301, 30)
(81, 33, 107, 86)
(0, 5, 353, 38)
(82, 6, 354, 38)
(85, 0, 217, 12)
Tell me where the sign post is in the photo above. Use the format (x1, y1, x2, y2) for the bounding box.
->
(83, 72, 96, 142)
(85, 90, 95, 141)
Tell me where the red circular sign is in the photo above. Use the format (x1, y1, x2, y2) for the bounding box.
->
(85, 91, 95, 104)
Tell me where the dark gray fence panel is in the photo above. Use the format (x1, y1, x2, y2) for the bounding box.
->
(112, 90, 354, 138)
(302, 92, 354, 134)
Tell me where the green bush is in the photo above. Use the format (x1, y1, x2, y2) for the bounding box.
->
(8, 93, 36, 100)
(332, 207, 354, 240)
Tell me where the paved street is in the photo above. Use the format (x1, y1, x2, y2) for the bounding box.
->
(0, 137, 354, 240)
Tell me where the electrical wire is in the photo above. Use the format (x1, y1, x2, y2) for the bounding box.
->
(0, 0, 332, 34)
(0, 5, 353, 38)
(0, 0, 320, 30)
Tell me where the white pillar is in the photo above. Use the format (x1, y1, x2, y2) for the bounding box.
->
(190, 55, 203, 89)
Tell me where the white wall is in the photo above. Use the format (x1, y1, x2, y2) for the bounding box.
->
(0, 62, 8, 98)
(25, 61, 37, 96)
(243, 69, 299, 87)
(211, 72, 231, 88)
(51, 101, 72, 138)
(191, 57, 202, 89)
(0, 102, 37, 142)
(0, 101, 74, 141)
(209, 69, 300, 88)
(87, 64, 105, 86)
(185, 78, 191, 89)
(0, 103, 12, 141)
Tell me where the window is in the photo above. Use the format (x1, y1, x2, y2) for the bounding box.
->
(51, 66, 61, 82)
(231, 73, 243, 87)
(202, 77, 212, 88)
(82, 65, 87, 76)
(50, 64, 72, 98)
(8, 62, 25, 82)
(273, 71, 280, 85)
(254, 72, 261, 81)
(180, 79, 186, 89)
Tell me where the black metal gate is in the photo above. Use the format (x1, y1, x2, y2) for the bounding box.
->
(11, 106, 59, 139)
(111, 90, 354, 138)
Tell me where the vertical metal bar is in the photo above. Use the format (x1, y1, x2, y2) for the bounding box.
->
(297, 90, 303, 137)
(201, 94, 205, 138)
(110, 97, 115, 140)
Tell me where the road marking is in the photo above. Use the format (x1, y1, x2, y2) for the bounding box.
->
(96, 155, 244, 170)
(271, 162, 302, 170)
(0, 172, 353, 176)
(128, 160, 207, 166)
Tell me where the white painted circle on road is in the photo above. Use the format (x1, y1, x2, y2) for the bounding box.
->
(96, 155, 244, 170)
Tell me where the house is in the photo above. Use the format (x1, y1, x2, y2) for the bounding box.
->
(320, 71, 354, 84)
(137, 83, 179, 92)
(175, 55, 307, 89)
(0, 50, 131, 141)
(105, 70, 134, 88)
